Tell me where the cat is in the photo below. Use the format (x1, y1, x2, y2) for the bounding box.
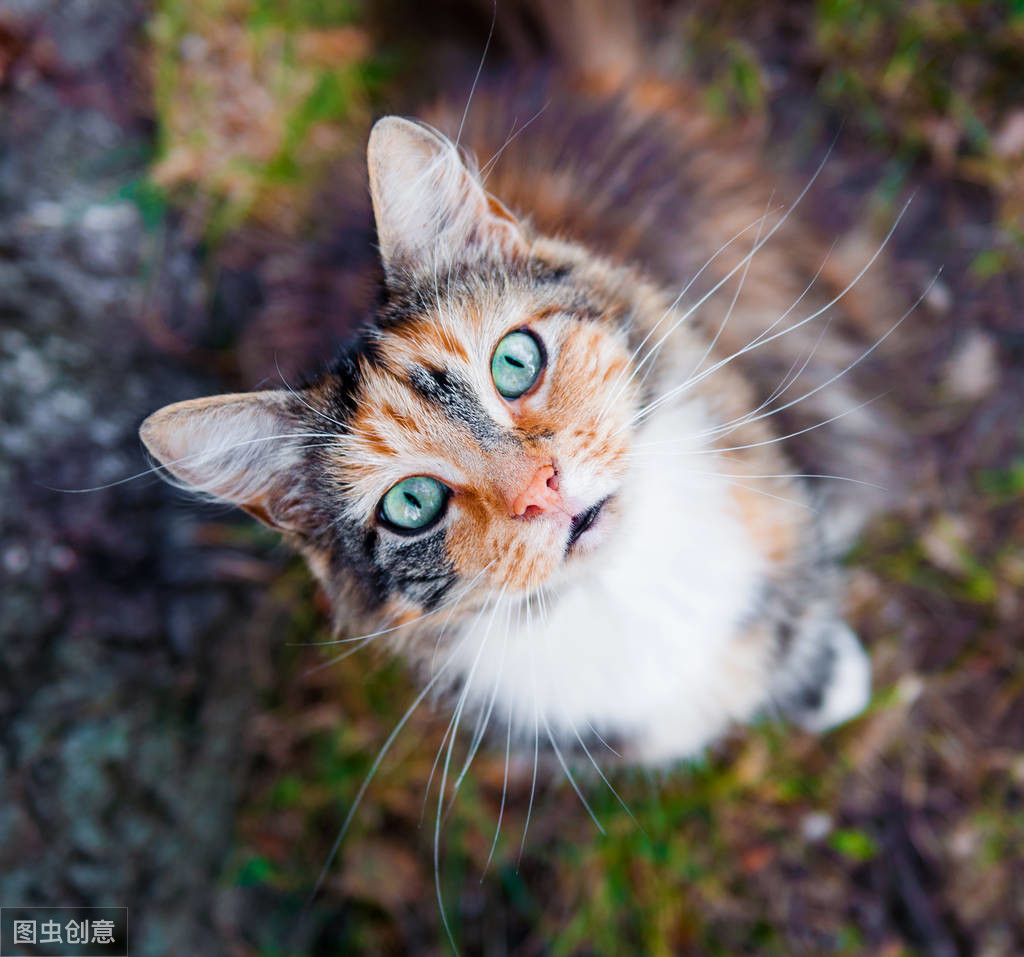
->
(140, 5, 910, 767)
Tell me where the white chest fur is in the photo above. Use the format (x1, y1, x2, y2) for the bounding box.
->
(440, 401, 772, 764)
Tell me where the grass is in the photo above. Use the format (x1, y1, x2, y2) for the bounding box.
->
(147, 0, 387, 240)
(687, 0, 1024, 256)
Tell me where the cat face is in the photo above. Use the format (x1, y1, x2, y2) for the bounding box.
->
(141, 118, 642, 620)
(330, 278, 635, 602)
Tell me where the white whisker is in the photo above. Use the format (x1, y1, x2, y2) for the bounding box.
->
(275, 356, 348, 432)
(302, 645, 459, 919)
(299, 560, 494, 652)
(432, 585, 504, 955)
(625, 197, 916, 432)
(585, 720, 622, 758)
(570, 723, 643, 832)
(455, 0, 496, 148)
(47, 430, 337, 494)
(595, 210, 776, 424)
(483, 706, 514, 878)
(600, 140, 842, 425)
(422, 591, 498, 820)
(688, 190, 774, 381)
(632, 392, 883, 457)
(541, 710, 604, 835)
(480, 102, 551, 183)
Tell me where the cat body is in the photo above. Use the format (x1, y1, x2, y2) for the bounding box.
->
(141, 19, 905, 764)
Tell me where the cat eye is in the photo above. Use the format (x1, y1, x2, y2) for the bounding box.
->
(379, 475, 449, 532)
(491, 329, 544, 399)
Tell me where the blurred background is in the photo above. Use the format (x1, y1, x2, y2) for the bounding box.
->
(1, 1, 1023, 954)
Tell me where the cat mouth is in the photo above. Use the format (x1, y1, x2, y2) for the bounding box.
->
(566, 496, 610, 552)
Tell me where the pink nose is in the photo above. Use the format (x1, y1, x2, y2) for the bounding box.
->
(511, 464, 562, 518)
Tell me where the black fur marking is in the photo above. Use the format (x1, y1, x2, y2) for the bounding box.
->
(374, 257, 575, 332)
(529, 260, 571, 284)
(326, 518, 394, 610)
(326, 513, 457, 612)
(792, 641, 836, 715)
(382, 528, 457, 610)
(409, 365, 503, 449)
(321, 351, 363, 424)
(315, 327, 387, 428)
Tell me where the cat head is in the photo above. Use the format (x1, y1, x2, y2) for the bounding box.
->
(141, 117, 643, 625)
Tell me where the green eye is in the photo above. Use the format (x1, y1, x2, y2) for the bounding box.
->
(379, 476, 448, 531)
(491, 330, 543, 399)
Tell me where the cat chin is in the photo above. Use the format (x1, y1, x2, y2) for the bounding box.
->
(524, 495, 622, 596)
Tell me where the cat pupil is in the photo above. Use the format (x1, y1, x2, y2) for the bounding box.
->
(404, 492, 422, 511)
(505, 357, 524, 368)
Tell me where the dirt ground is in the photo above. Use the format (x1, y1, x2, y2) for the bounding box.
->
(2, 2, 1022, 955)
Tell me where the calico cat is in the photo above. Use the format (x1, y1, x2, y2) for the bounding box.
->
(140, 13, 909, 765)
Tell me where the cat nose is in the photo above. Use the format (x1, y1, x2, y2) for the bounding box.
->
(510, 464, 562, 519)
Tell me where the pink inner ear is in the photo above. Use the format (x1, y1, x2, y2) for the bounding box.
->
(139, 391, 304, 521)
(368, 115, 528, 271)
(479, 195, 529, 260)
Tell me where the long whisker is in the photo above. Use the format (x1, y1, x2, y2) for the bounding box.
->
(518, 592, 541, 868)
(707, 277, 928, 437)
(299, 560, 494, 651)
(718, 479, 815, 510)
(585, 720, 622, 758)
(621, 456, 887, 490)
(749, 315, 836, 417)
(46, 430, 338, 494)
(455, 0, 496, 148)
(595, 210, 776, 425)
(637, 266, 930, 451)
(480, 101, 551, 183)
(301, 648, 459, 920)
(422, 592, 498, 819)
(734, 239, 838, 357)
(655, 252, 838, 452)
(570, 723, 644, 833)
(442, 586, 509, 815)
(429, 561, 496, 672)
(688, 190, 774, 381)
(275, 355, 348, 432)
(451, 601, 510, 800)
(599, 139, 842, 424)
(626, 197, 917, 432)
(635, 393, 882, 456)
(542, 711, 605, 835)
(483, 706, 514, 877)
(434, 705, 463, 954)
(432, 587, 507, 955)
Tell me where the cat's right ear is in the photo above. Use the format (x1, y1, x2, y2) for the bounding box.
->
(367, 115, 527, 279)
(140, 391, 317, 535)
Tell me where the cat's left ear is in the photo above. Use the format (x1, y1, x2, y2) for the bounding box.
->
(139, 391, 319, 536)
(367, 116, 527, 278)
